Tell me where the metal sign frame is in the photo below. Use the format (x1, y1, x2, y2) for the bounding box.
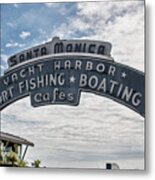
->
(0, 53, 145, 117)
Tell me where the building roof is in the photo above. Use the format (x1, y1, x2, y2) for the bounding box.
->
(0, 131, 34, 147)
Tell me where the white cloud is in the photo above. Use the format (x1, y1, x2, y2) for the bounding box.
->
(52, 1, 144, 71)
(19, 31, 31, 40)
(44, 3, 59, 8)
(0, 54, 9, 75)
(1, 93, 144, 169)
(1, 65, 6, 70)
(1, 1, 145, 169)
(1, 54, 8, 63)
(7, 22, 15, 28)
(44, 2, 70, 15)
(5, 42, 25, 48)
(14, 4, 19, 8)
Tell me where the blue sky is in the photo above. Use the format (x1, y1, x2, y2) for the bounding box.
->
(1, 3, 77, 56)
(1, 1, 144, 169)
(1, 1, 144, 74)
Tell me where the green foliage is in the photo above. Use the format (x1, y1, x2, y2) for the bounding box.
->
(0, 150, 26, 167)
(0, 143, 41, 168)
(0, 145, 3, 164)
(13, 144, 18, 153)
(17, 159, 26, 167)
(31, 159, 41, 168)
(6, 151, 18, 165)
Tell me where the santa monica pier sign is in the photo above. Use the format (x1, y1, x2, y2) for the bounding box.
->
(0, 37, 145, 117)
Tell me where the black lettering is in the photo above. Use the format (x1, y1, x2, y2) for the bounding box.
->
(82, 43, 86, 52)
(66, 44, 72, 52)
(41, 47, 47, 56)
(74, 43, 81, 52)
(8, 55, 17, 67)
(98, 45, 105, 55)
(89, 44, 96, 53)
(33, 48, 39, 57)
(26, 51, 32, 60)
(19, 54, 25, 63)
(54, 42, 63, 53)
